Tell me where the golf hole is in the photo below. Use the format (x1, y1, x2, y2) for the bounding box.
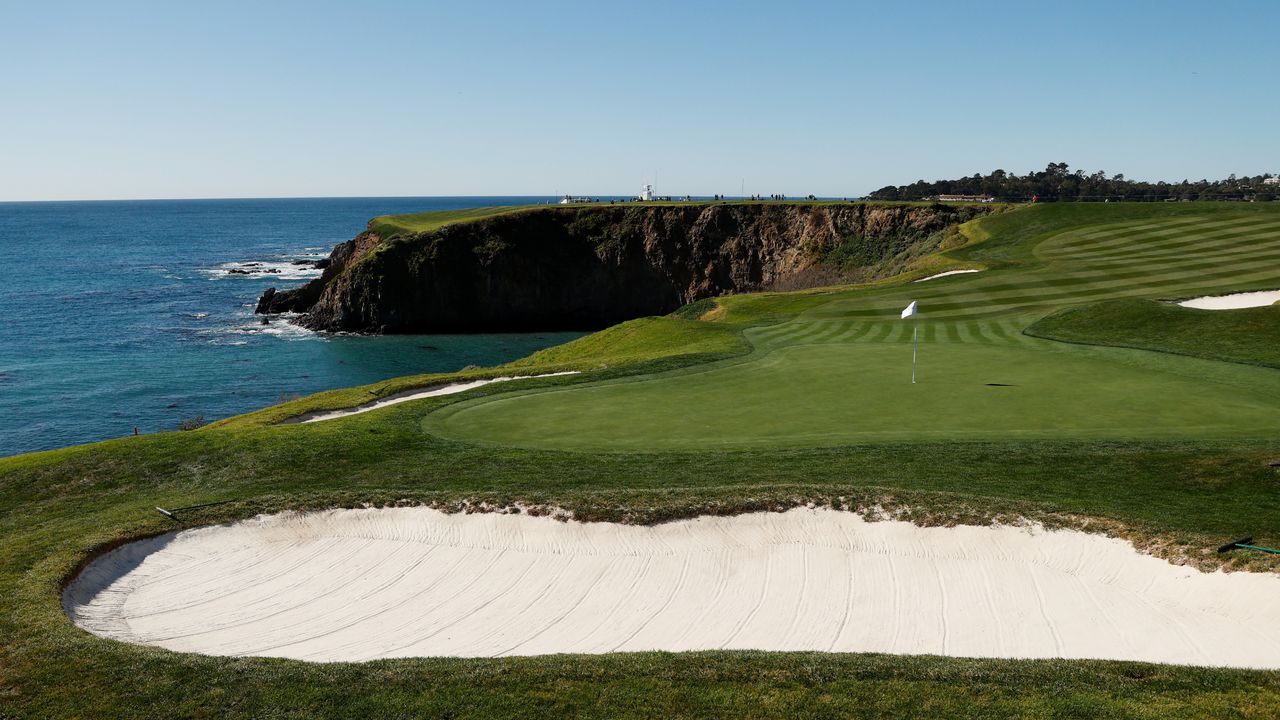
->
(64, 508, 1280, 667)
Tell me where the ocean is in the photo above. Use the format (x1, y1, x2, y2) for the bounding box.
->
(0, 197, 585, 457)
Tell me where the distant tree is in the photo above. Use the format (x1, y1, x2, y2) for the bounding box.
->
(865, 165, 1275, 203)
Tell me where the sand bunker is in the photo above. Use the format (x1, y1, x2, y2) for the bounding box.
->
(915, 269, 980, 282)
(1177, 289, 1280, 310)
(64, 508, 1280, 667)
(288, 372, 579, 423)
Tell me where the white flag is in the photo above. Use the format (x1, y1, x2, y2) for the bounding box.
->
(900, 300, 918, 319)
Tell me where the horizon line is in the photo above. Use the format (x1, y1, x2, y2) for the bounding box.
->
(0, 193, 865, 204)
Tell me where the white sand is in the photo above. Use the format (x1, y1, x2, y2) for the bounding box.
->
(64, 508, 1280, 667)
(1177, 289, 1280, 310)
(915, 269, 980, 283)
(290, 372, 579, 424)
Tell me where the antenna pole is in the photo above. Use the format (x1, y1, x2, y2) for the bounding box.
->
(911, 324, 918, 384)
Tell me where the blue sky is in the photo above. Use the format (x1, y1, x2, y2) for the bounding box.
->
(2, 0, 1276, 200)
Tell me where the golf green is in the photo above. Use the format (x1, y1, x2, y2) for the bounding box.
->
(427, 341, 1280, 450)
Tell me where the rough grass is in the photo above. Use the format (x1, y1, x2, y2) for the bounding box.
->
(5, 429, 1280, 717)
(5, 202, 1280, 718)
(1026, 299, 1280, 369)
(506, 316, 749, 370)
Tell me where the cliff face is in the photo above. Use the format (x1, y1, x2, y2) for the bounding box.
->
(257, 203, 991, 333)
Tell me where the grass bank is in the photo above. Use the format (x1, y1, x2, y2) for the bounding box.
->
(1026, 298, 1280, 369)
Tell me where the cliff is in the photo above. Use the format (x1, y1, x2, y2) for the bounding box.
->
(257, 203, 994, 333)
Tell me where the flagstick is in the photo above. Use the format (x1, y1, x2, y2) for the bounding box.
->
(911, 323, 918, 384)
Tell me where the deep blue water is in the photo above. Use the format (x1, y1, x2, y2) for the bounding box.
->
(0, 197, 585, 457)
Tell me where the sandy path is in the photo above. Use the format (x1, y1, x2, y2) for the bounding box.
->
(64, 508, 1280, 667)
(915, 269, 980, 282)
(1177, 289, 1280, 310)
(286, 372, 579, 424)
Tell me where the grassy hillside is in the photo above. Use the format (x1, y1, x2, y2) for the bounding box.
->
(4, 202, 1280, 718)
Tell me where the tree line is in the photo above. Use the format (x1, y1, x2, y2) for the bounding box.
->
(868, 163, 1280, 202)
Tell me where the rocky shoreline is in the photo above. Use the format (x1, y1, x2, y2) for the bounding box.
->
(256, 203, 993, 334)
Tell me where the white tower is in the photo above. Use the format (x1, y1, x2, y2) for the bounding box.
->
(640, 184, 653, 201)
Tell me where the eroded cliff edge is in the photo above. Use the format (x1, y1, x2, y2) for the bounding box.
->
(257, 203, 994, 333)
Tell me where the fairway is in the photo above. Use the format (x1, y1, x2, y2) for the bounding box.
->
(427, 208, 1280, 450)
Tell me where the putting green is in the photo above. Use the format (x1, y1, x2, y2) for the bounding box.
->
(427, 341, 1280, 450)
(425, 207, 1280, 451)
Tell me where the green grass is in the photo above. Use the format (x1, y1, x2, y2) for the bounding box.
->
(5, 202, 1280, 718)
(1026, 298, 1280, 369)
(367, 205, 539, 238)
(506, 315, 749, 370)
(428, 341, 1280, 450)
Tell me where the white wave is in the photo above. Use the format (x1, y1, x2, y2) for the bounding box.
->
(196, 314, 318, 343)
(257, 321, 317, 340)
(202, 259, 323, 281)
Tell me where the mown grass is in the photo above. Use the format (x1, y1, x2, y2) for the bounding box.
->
(1026, 299, 1280, 369)
(4, 202, 1280, 718)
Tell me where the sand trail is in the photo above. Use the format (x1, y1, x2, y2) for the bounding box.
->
(64, 508, 1280, 667)
(286, 372, 579, 424)
(914, 269, 980, 282)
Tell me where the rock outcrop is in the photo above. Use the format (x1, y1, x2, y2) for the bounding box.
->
(257, 203, 992, 333)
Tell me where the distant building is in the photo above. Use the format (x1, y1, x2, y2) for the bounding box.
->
(1264, 177, 1279, 186)
(934, 194, 995, 203)
(639, 184, 654, 201)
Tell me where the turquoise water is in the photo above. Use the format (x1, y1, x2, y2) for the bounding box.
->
(0, 197, 584, 457)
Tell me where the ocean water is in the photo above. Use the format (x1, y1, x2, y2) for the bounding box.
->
(0, 197, 585, 457)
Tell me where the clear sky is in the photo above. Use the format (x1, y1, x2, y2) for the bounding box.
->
(2, 0, 1277, 201)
